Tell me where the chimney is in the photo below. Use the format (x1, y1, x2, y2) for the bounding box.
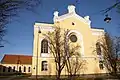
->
(68, 5, 76, 13)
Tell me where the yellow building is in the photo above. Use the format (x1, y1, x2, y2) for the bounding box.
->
(32, 5, 107, 76)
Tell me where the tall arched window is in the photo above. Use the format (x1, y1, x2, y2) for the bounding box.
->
(24, 66, 26, 72)
(13, 66, 15, 72)
(99, 60, 104, 70)
(0, 66, 1, 72)
(96, 42, 101, 55)
(8, 66, 11, 72)
(41, 39, 48, 53)
(3, 66, 6, 72)
(28, 67, 31, 72)
(19, 66, 21, 72)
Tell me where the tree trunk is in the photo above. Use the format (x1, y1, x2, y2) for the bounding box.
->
(56, 69, 61, 80)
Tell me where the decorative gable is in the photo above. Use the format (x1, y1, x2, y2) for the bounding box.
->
(53, 5, 91, 27)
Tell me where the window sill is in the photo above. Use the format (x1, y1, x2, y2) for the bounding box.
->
(41, 53, 50, 57)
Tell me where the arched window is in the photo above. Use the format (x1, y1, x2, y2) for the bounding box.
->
(28, 67, 31, 72)
(8, 66, 11, 72)
(41, 61, 48, 71)
(96, 42, 101, 55)
(19, 66, 21, 72)
(24, 66, 26, 72)
(41, 39, 48, 53)
(0, 66, 1, 72)
(13, 66, 15, 72)
(3, 66, 6, 72)
(99, 60, 104, 70)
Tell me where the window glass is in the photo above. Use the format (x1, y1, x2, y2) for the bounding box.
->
(19, 66, 21, 72)
(96, 42, 101, 55)
(99, 60, 104, 70)
(24, 66, 26, 72)
(13, 66, 15, 72)
(28, 67, 31, 72)
(41, 61, 48, 71)
(3, 66, 6, 72)
(70, 35, 77, 42)
(8, 66, 11, 72)
(41, 39, 48, 53)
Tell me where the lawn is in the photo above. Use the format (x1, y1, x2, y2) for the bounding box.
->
(0, 74, 119, 80)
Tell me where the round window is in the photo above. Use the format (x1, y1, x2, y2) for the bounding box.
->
(70, 35, 77, 42)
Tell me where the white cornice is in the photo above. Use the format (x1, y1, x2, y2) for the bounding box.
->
(91, 28, 104, 32)
(34, 23, 54, 32)
(91, 28, 104, 36)
(34, 23, 54, 27)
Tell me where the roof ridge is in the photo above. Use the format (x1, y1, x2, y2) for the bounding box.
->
(4, 54, 32, 57)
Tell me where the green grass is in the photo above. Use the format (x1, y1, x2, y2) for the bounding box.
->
(0, 76, 10, 78)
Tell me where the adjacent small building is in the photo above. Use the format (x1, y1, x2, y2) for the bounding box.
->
(0, 54, 32, 75)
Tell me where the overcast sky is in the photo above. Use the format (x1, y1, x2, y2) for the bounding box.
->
(0, 0, 120, 60)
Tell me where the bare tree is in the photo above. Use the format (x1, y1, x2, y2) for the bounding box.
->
(75, 0, 120, 15)
(44, 25, 84, 80)
(100, 0, 120, 14)
(44, 26, 67, 80)
(0, 0, 41, 47)
(64, 31, 86, 79)
(98, 33, 120, 78)
(65, 55, 86, 80)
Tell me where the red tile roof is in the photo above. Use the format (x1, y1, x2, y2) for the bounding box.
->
(1, 54, 32, 64)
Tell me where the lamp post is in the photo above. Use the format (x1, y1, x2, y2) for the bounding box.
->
(0, 46, 4, 47)
(36, 27, 41, 80)
(104, 14, 111, 23)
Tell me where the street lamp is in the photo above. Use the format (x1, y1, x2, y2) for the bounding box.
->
(36, 27, 41, 80)
(0, 46, 4, 47)
(104, 14, 111, 23)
